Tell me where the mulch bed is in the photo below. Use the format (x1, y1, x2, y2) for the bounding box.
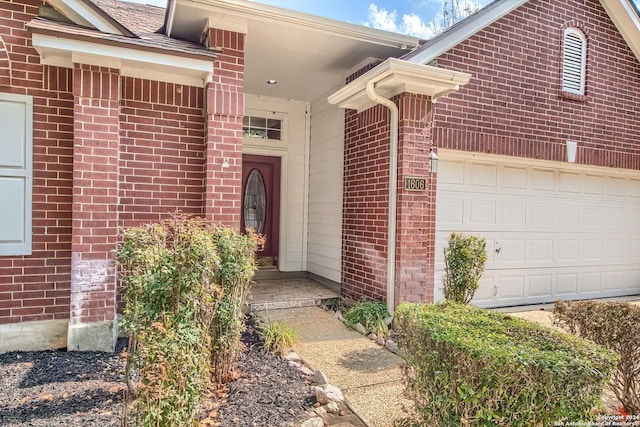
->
(0, 323, 316, 427)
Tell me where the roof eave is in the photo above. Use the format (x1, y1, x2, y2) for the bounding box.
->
(599, 0, 640, 62)
(30, 29, 214, 87)
(172, 0, 423, 48)
(328, 58, 472, 112)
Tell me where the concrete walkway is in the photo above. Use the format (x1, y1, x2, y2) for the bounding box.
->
(262, 307, 409, 427)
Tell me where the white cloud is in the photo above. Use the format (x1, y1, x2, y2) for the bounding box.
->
(365, 4, 436, 39)
(364, 1, 486, 39)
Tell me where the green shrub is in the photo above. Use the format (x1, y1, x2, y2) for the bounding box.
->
(260, 320, 301, 354)
(554, 300, 640, 414)
(344, 299, 391, 337)
(208, 227, 263, 384)
(117, 216, 223, 426)
(395, 302, 618, 427)
(443, 232, 487, 303)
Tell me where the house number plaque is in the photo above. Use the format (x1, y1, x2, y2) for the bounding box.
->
(404, 176, 427, 191)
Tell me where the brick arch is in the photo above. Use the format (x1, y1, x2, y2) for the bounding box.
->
(0, 35, 10, 87)
(561, 20, 590, 39)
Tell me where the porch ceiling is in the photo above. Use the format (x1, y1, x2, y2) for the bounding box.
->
(170, 0, 422, 102)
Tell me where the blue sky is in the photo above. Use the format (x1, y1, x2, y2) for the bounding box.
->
(127, 0, 640, 39)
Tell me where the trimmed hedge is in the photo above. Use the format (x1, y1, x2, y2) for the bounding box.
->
(554, 300, 640, 414)
(395, 302, 618, 427)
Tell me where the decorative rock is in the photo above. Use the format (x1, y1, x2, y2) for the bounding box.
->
(385, 339, 398, 353)
(367, 333, 377, 341)
(335, 310, 344, 322)
(339, 409, 345, 416)
(315, 370, 329, 385)
(354, 323, 367, 335)
(285, 352, 302, 362)
(314, 406, 327, 417)
(315, 384, 345, 404)
(325, 401, 340, 414)
(288, 360, 301, 368)
(376, 335, 386, 346)
(299, 366, 315, 376)
(301, 417, 324, 427)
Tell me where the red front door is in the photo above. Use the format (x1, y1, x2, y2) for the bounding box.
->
(241, 154, 281, 259)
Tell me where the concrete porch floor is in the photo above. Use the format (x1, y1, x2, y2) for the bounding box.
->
(246, 273, 340, 312)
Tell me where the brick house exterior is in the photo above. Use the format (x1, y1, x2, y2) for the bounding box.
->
(1, 0, 639, 351)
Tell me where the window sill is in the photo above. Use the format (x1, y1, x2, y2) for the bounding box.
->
(559, 91, 586, 102)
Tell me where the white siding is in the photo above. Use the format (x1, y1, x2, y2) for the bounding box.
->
(307, 92, 344, 282)
(243, 94, 309, 272)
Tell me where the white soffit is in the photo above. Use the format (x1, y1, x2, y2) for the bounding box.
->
(599, 0, 640, 62)
(48, 0, 128, 36)
(32, 34, 213, 87)
(327, 58, 471, 112)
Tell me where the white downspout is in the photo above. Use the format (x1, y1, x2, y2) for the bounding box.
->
(365, 79, 398, 317)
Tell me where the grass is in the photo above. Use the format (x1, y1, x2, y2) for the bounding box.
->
(259, 320, 301, 354)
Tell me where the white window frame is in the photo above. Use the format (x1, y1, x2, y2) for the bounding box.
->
(561, 28, 587, 95)
(0, 92, 33, 256)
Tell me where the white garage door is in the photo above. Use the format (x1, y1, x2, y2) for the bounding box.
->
(435, 151, 640, 308)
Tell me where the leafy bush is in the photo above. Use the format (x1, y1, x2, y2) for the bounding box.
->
(118, 216, 223, 426)
(395, 302, 618, 427)
(260, 320, 300, 354)
(344, 299, 390, 337)
(554, 300, 640, 414)
(443, 233, 487, 303)
(208, 226, 263, 384)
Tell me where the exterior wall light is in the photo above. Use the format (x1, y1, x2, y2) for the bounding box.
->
(429, 148, 438, 174)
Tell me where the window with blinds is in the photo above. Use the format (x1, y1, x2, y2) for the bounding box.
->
(562, 28, 587, 95)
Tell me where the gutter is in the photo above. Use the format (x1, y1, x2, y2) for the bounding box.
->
(365, 79, 399, 317)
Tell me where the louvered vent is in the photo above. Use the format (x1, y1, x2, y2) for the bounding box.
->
(562, 29, 586, 94)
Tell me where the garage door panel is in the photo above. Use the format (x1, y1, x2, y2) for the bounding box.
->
(606, 177, 626, 196)
(470, 163, 497, 187)
(530, 239, 553, 262)
(502, 166, 527, 189)
(629, 179, 640, 197)
(469, 200, 496, 224)
(438, 160, 465, 184)
(624, 271, 640, 291)
(557, 273, 578, 295)
(603, 271, 624, 291)
(581, 272, 602, 293)
(581, 239, 602, 261)
(437, 198, 464, 225)
(583, 175, 604, 194)
(582, 206, 603, 227)
(531, 169, 555, 191)
(529, 274, 553, 298)
(559, 172, 580, 193)
(435, 153, 640, 307)
(531, 203, 554, 226)
(557, 239, 579, 261)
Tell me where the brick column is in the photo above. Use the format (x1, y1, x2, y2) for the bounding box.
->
(67, 64, 119, 352)
(204, 29, 245, 228)
(395, 93, 436, 305)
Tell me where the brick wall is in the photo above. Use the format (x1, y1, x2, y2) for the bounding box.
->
(395, 93, 436, 305)
(119, 77, 205, 227)
(342, 105, 390, 301)
(433, 0, 640, 167)
(70, 64, 119, 329)
(0, 0, 74, 326)
(204, 29, 244, 228)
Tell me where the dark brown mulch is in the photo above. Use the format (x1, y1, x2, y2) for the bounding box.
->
(0, 324, 316, 427)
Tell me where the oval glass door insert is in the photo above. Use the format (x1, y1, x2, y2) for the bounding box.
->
(244, 169, 266, 233)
